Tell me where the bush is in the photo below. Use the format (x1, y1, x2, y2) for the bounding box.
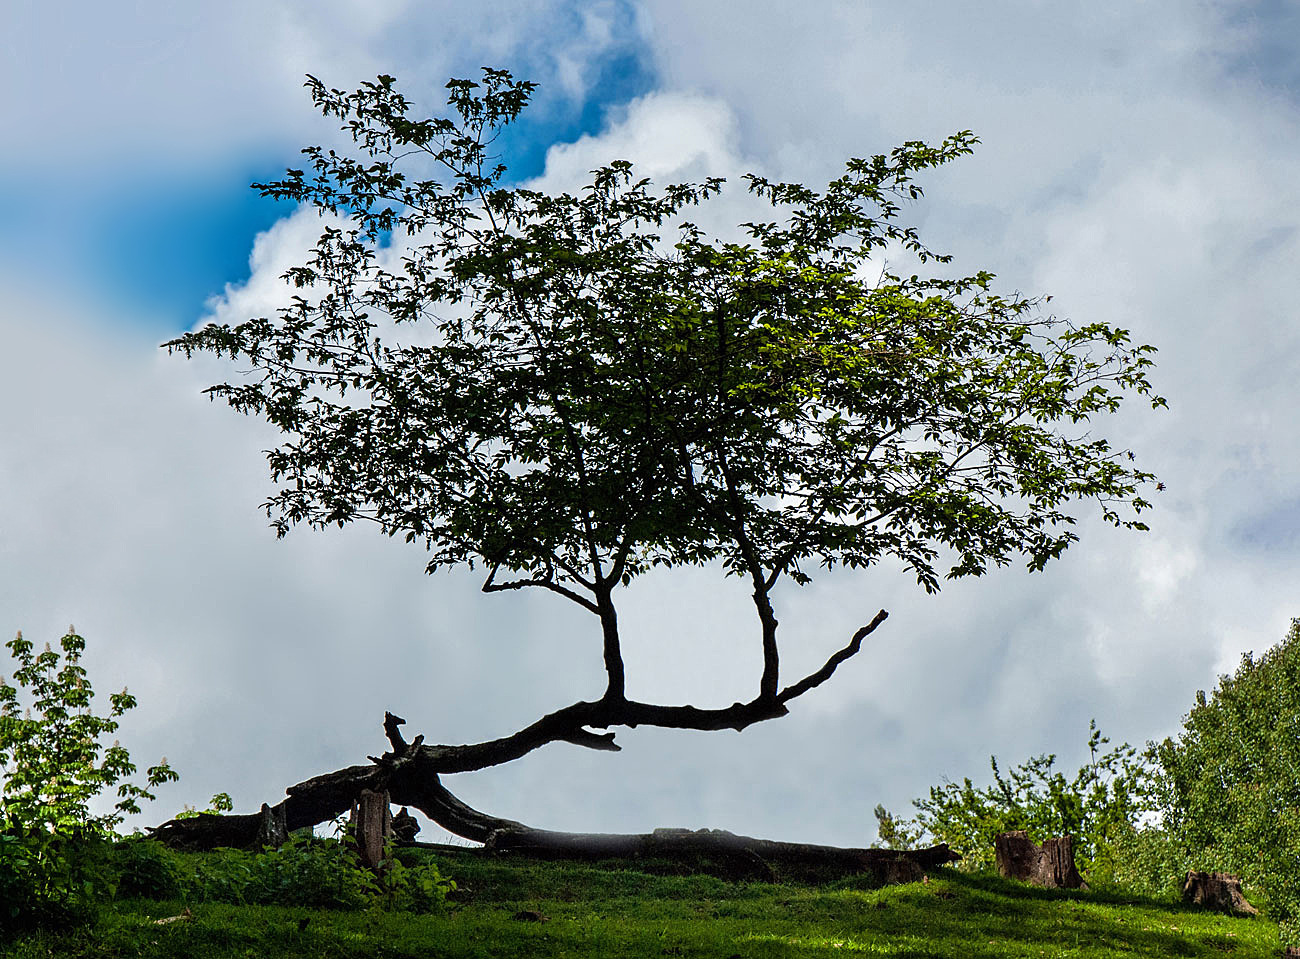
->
(0, 628, 177, 933)
(1154, 619, 1300, 938)
(110, 837, 187, 901)
(876, 721, 1157, 883)
(247, 834, 382, 909)
(107, 834, 454, 914)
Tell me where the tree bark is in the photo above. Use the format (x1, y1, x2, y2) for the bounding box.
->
(149, 670, 964, 883)
(1181, 871, 1258, 916)
(350, 788, 393, 870)
(151, 743, 957, 881)
(484, 825, 958, 882)
(256, 802, 287, 848)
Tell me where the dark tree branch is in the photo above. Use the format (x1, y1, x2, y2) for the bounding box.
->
(482, 564, 601, 614)
(150, 728, 960, 884)
(777, 609, 889, 705)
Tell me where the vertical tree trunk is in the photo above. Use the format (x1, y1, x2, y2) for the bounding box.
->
(1039, 836, 1086, 890)
(351, 788, 393, 870)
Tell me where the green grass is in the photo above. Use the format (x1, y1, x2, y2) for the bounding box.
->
(3, 847, 1281, 958)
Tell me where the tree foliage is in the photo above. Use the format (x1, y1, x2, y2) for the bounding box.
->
(165, 69, 1162, 754)
(1154, 620, 1300, 935)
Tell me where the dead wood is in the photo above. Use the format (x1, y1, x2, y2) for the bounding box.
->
(146, 691, 961, 884)
(350, 788, 393, 870)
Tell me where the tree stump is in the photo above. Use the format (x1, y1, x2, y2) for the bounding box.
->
(994, 831, 1087, 889)
(256, 802, 287, 848)
(1182, 871, 1258, 916)
(350, 788, 393, 870)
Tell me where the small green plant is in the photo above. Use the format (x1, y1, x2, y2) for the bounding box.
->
(876, 721, 1155, 881)
(248, 833, 382, 909)
(0, 627, 177, 932)
(174, 791, 234, 819)
(109, 837, 186, 900)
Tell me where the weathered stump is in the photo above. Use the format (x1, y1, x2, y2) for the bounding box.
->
(1182, 871, 1258, 916)
(994, 830, 1087, 889)
(350, 788, 393, 870)
(392, 806, 420, 845)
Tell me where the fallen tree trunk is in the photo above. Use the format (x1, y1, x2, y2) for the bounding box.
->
(151, 703, 957, 881)
(485, 825, 958, 882)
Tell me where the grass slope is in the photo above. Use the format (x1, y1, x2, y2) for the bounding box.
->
(4, 848, 1278, 958)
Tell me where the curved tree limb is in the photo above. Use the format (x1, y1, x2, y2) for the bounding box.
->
(777, 609, 889, 704)
(152, 616, 886, 849)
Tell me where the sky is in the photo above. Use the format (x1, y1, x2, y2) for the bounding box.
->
(2, 1, 1299, 847)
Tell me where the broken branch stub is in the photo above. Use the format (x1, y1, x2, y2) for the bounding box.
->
(350, 788, 393, 870)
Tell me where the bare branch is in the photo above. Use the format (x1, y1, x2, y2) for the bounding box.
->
(482, 564, 600, 614)
(776, 609, 889, 705)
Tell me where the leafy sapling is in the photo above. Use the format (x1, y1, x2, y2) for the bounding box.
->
(0, 628, 177, 929)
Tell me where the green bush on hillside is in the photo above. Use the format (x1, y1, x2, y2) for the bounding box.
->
(0, 628, 177, 932)
(110, 835, 454, 913)
(875, 721, 1169, 888)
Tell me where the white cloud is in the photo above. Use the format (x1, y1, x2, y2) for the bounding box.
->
(2, 0, 645, 178)
(4, 0, 1300, 848)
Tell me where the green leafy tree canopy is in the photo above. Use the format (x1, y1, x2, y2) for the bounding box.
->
(166, 69, 1163, 759)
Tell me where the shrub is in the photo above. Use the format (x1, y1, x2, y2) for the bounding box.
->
(876, 721, 1156, 882)
(0, 628, 177, 932)
(247, 834, 381, 909)
(108, 834, 454, 914)
(174, 792, 234, 820)
(379, 850, 455, 914)
(109, 837, 187, 901)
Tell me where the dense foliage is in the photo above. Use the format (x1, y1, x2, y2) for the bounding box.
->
(0, 629, 177, 931)
(167, 69, 1163, 721)
(1154, 619, 1300, 940)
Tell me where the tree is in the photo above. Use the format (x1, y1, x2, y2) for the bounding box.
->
(1153, 620, 1300, 941)
(160, 69, 1163, 852)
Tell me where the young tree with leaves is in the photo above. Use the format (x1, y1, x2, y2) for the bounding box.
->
(160, 69, 1163, 851)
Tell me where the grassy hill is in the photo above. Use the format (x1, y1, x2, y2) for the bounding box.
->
(3, 846, 1278, 958)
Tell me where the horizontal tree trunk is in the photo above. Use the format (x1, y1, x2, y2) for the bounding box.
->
(485, 825, 958, 882)
(155, 611, 888, 851)
(150, 695, 959, 882)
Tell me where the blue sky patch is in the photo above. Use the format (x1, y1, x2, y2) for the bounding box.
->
(0, 30, 655, 334)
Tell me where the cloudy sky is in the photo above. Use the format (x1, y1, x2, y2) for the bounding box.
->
(3, 1, 1298, 846)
